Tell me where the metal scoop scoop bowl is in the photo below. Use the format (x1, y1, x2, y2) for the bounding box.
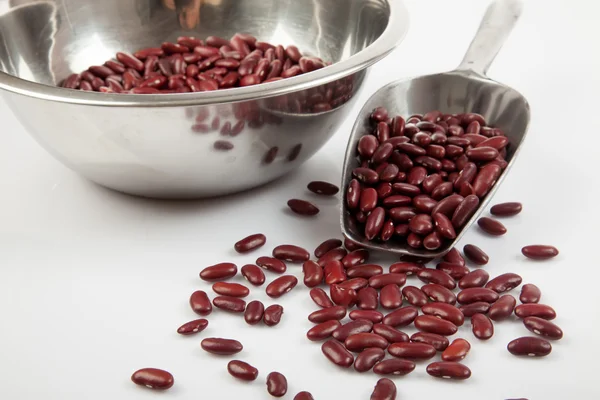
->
(341, 0, 529, 258)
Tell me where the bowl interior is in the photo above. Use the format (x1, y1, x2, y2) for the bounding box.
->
(0, 0, 393, 86)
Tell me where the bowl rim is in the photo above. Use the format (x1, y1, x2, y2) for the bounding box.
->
(0, 0, 409, 107)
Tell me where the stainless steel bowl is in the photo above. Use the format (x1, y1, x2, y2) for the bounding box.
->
(0, 0, 409, 199)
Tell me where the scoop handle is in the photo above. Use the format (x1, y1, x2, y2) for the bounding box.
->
(457, 0, 523, 76)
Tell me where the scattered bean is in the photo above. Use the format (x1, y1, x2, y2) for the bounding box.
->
(201, 338, 243, 355)
(234, 233, 266, 253)
(131, 368, 174, 390)
(507, 337, 552, 357)
(264, 304, 284, 326)
(426, 362, 471, 380)
(521, 245, 559, 260)
(228, 360, 259, 381)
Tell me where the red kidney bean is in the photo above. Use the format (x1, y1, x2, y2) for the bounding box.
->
(408, 214, 433, 236)
(213, 296, 246, 313)
(201, 338, 243, 355)
(344, 237, 363, 251)
(358, 135, 379, 158)
(413, 132, 432, 147)
(414, 315, 458, 336)
(459, 269, 489, 289)
(266, 372, 287, 397)
(287, 199, 319, 216)
(422, 284, 457, 304)
(477, 136, 509, 149)
(379, 284, 403, 309)
(308, 182, 339, 197)
(364, 207, 386, 240)
(472, 163, 502, 197)
(349, 310, 383, 323)
(228, 360, 258, 381)
(422, 174, 443, 194)
(417, 269, 456, 289)
(488, 294, 517, 321)
(442, 338, 471, 361)
(324, 260, 346, 284)
(357, 287, 379, 310)
(213, 282, 250, 298)
(373, 142, 394, 164)
(307, 320, 342, 341)
(514, 304, 556, 320)
(413, 195, 437, 214)
(373, 359, 415, 376)
(406, 232, 423, 249)
(266, 275, 298, 298)
(322, 340, 354, 368)
(422, 302, 464, 326)
(390, 116, 406, 136)
(522, 245, 559, 260)
(436, 262, 469, 280)
(466, 146, 499, 161)
(432, 213, 456, 239)
(462, 113, 486, 126)
(294, 392, 314, 400)
(360, 188, 379, 213)
(471, 313, 494, 340)
(426, 362, 471, 380)
(431, 194, 464, 216)
(241, 264, 266, 286)
(388, 207, 417, 223)
(458, 287, 499, 304)
(319, 248, 349, 267)
(507, 337, 552, 357)
(402, 286, 428, 307)
(244, 300, 265, 325)
(463, 244, 489, 265)
(520, 284, 541, 304)
(491, 202, 523, 216)
(302, 261, 323, 288)
(523, 317, 563, 340)
(347, 264, 383, 279)
(339, 278, 369, 291)
(444, 247, 466, 266)
(486, 273, 522, 293)
(380, 165, 400, 182)
(372, 324, 409, 344)
(370, 378, 396, 400)
(190, 290, 212, 316)
(390, 262, 423, 276)
(430, 182, 453, 200)
(330, 285, 357, 307)
(256, 257, 287, 274)
(263, 304, 284, 326)
(332, 320, 373, 343)
(308, 306, 346, 323)
(388, 342, 436, 360)
(382, 306, 418, 327)
(273, 245, 310, 263)
(234, 233, 266, 253)
(200, 262, 237, 281)
(368, 273, 407, 289)
(424, 232, 443, 250)
(459, 301, 491, 317)
(177, 319, 208, 335)
(131, 368, 174, 390)
(477, 217, 507, 236)
(345, 332, 388, 352)
(451, 194, 480, 228)
(354, 348, 386, 373)
(453, 162, 477, 190)
(310, 288, 334, 308)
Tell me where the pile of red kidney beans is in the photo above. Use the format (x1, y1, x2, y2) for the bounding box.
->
(129, 107, 560, 399)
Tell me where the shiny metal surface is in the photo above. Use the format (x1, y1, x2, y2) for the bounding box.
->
(341, 0, 529, 258)
(0, 0, 409, 198)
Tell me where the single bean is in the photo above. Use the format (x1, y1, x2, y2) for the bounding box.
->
(372, 324, 409, 343)
(490, 202, 522, 216)
(422, 284, 457, 305)
(486, 273, 522, 293)
(349, 310, 383, 323)
(228, 360, 258, 381)
(457, 287, 499, 304)
(388, 342, 436, 360)
(379, 284, 403, 309)
(523, 317, 563, 340)
(287, 199, 319, 216)
(308, 306, 347, 323)
(213, 282, 250, 298)
(263, 304, 284, 326)
(234, 233, 266, 253)
(459, 269, 490, 289)
(402, 286, 428, 307)
(310, 288, 334, 308)
(266, 372, 287, 397)
(477, 217, 507, 235)
(426, 362, 471, 380)
(442, 338, 471, 361)
(463, 244, 489, 265)
(488, 295, 517, 321)
(177, 319, 208, 335)
(382, 306, 418, 327)
(417, 269, 456, 290)
(451, 194, 480, 228)
(131, 368, 174, 390)
(200, 263, 237, 281)
(520, 284, 541, 304)
(514, 304, 556, 320)
(357, 287, 379, 310)
(521, 245, 559, 260)
(201, 338, 243, 355)
(241, 264, 266, 286)
(370, 378, 397, 400)
(411, 332, 449, 351)
(266, 275, 298, 298)
(321, 340, 354, 368)
(213, 296, 246, 313)
(472, 313, 494, 340)
(459, 302, 491, 317)
(244, 300, 265, 325)
(422, 302, 464, 326)
(373, 359, 415, 376)
(190, 290, 212, 316)
(414, 315, 458, 336)
(507, 336, 552, 357)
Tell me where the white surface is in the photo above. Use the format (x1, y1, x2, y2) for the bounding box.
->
(0, 0, 597, 399)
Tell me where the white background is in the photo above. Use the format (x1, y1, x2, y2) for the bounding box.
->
(0, 0, 597, 399)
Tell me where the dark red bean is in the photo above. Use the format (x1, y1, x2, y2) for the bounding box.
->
(353, 167, 379, 185)
(413, 195, 437, 214)
(213, 282, 250, 298)
(308, 306, 346, 323)
(200, 263, 237, 281)
(422, 302, 464, 326)
(417, 269, 456, 290)
(411, 332, 449, 351)
(427, 362, 471, 380)
(344, 237, 364, 252)
(390, 262, 423, 276)
(190, 290, 212, 316)
(390, 116, 406, 136)
(213, 140, 234, 151)
(234, 233, 266, 253)
(263, 304, 284, 326)
(463, 244, 489, 265)
(310, 288, 334, 308)
(472, 163, 502, 198)
(345, 333, 388, 352)
(370, 378, 396, 400)
(349, 310, 383, 323)
(371, 324, 408, 344)
(388, 342, 436, 360)
(508, 337, 552, 357)
(373, 359, 415, 376)
(354, 348, 386, 373)
(228, 360, 258, 381)
(365, 207, 386, 240)
(294, 392, 314, 400)
(360, 188, 379, 212)
(177, 319, 208, 335)
(339, 278, 369, 291)
(488, 295, 517, 321)
(402, 286, 428, 307)
(287, 199, 319, 216)
(379, 284, 403, 309)
(421, 174, 442, 194)
(307, 181, 339, 197)
(266, 275, 298, 298)
(406, 232, 422, 249)
(436, 262, 469, 280)
(459, 302, 491, 317)
(256, 257, 287, 274)
(466, 146, 499, 162)
(324, 260, 347, 284)
(358, 135, 379, 158)
(273, 245, 310, 263)
(339, 248, 368, 268)
(477, 217, 507, 236)
(395, 224, 410, 236)
(407, 214, 433, 236)
(431, 194, 464, 217)
(213, 296, 246, 313)
(319, 248, 349, 267)
(330, 285, 357, 307)
(423, 232, 442, 251)
(241, 264, 266, 286)
(431, 213, 456, 239)
(451, 194, 480, 229)
(302, 261, 323, 288)
(472, 313, 494, 340)
(131, 368, 174, 390)
(368, 273, 406, 289)
(514, 304, 556, 320)
(462, 113, 486, 126)
(522, 245, 559, 260)
(442, 338, 471, 361)
(486, 273, 522, 293)
(520, 284, 541, 304)
(422, 284, 457, 304)
(414, 315, 458, 336)
(201, 338, 243, 355)
(244, 300, 265, 325)
(357, 287, 379, 310)
(459, 269, 489, 289)
(444, 247, 465, 266)
(372, 142, 394, 164)
(458, 287, 499, 304)
(332, 320, 374, 342)
(380, 165, 400, 182)
(389, 207, 417, 223)
(322, 340, 354, 368)
(266, 372, 287, 397)
(382, 306, 418, 327)
(491, 202, 523, 216)
(523, 317, 563, 340)
(413, 132, 432, 147)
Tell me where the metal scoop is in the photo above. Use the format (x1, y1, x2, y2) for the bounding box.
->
(341, 0, 529, 258)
